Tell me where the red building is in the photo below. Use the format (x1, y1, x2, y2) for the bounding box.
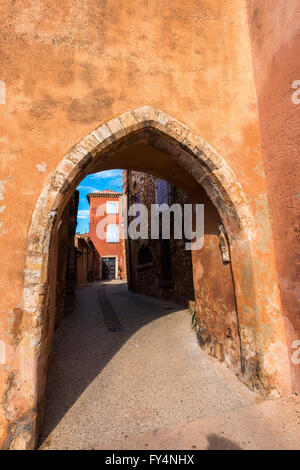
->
(87, 189, 126, 280)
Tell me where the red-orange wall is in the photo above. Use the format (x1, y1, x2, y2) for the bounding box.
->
(0, 0, 295, 448)
(89, 195, 126, 279)
(246, 0, 300, 392)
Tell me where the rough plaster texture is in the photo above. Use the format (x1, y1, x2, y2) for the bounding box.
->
(246, 0, 300, 393)
(0, 0, 295, 449)
(192, 188, 241, 375)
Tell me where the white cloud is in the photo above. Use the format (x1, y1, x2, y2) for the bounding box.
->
(77, 185, 98, 192)
(77, 209, 90, 219)
(89, 169, 122, 180)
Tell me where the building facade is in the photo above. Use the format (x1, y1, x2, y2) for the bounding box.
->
(55, 190, 79, 328)
(74, 233, 100, 286)
(88, 190, 126, 280)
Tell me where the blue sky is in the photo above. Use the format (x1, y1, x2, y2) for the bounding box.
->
(76, 169, 123, 233)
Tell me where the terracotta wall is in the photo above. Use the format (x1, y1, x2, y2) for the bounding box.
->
(74, 236, 88, 285)
(192, 187, 241, 375)
(246, 0, 300, 392)
(0, 0, 292, 448)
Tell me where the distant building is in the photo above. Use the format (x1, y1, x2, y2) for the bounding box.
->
(87, 189, 126, 280)
(56, 191, 101, 327)
(74, 234, 100, 286)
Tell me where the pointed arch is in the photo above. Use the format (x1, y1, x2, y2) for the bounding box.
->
(18, 106, 289, 448)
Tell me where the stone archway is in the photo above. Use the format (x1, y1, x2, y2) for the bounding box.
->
(16, 106, 290, 449)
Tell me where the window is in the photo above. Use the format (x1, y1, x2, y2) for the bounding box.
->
(106, 224, 119, 243)
(106, 201, 118, 214)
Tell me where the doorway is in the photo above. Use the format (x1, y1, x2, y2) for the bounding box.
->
(102, 257, 116, 280)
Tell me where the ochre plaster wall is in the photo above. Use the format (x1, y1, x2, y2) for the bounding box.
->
(0, 1, 292, 448)
(192, 188, 241, 375)
(246, 0, 300, 392)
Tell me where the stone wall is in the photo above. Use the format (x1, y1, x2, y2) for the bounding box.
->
(126, 171, 195, 306)
(0, 0, 295, 447)
(55, 190, 79, 328)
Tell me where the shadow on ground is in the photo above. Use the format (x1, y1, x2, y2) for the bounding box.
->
(39, 280, 183, 445)
(206, 434, 242, 450)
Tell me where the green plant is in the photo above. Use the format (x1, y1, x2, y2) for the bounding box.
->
(118, 265, 122, 279)
(191, 308, 197, 329)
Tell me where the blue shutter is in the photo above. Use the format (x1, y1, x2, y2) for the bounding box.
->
(156, 180, 169, 211)
(156, 180, 168, 205)
(135, 193, 141, 218)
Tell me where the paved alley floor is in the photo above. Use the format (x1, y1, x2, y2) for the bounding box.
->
(40, 281, 300, 450)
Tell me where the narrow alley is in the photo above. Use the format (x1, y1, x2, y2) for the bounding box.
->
(39, 281, 300, 450)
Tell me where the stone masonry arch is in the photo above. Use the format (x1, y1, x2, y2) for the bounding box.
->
(14, 106, 291, 449)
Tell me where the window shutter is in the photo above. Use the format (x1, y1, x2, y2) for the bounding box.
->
(106, 201, 118, 214)
(156, 180, 169, 212)
(106, 224, 119, 243)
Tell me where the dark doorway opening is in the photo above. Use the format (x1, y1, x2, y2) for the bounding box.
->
(102, 257, 116, 280)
